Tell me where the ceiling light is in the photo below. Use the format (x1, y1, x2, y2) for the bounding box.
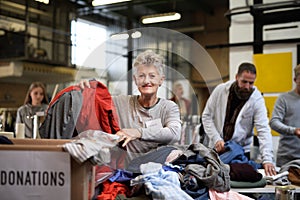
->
(35, 0, 49, 4)
(92, 0, 131, 6)
(131, 31, 142, 38)
(141, 12, 181, 24)
(110, 33, 129, 40)
(110, 31, 142, 40)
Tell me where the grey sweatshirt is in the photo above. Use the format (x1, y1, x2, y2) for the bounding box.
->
(270, 91, 300, 167)
(112, 95, 181, 160)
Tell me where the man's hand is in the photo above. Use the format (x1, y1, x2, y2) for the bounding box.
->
(214, 140, 225, 153)
(294, 128, 300, 138)
(263, 162, 277, 176)
(116, 129, 142, 147)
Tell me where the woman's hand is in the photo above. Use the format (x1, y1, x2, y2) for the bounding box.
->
(77, 80, 91, 90)
(116, 129, 142, 147)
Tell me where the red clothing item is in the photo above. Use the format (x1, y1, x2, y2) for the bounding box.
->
(48, 80, 120, 134)
(97, 181, 129, 200)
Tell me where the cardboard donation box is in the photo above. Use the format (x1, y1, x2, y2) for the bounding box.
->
(0, 139, 95, 200)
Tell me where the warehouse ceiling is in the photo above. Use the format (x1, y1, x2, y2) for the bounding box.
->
(0, 0, 229, 30)
(2, 1, 300, 35)
(0, 0, 229, 84)
(73, 0, 229, 29)
(2, 0, 299, 85)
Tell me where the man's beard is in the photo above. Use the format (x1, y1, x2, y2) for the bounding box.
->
(234, 82, 254, 100)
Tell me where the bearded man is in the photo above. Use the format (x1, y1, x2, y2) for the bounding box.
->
(202, 62, 277, 176)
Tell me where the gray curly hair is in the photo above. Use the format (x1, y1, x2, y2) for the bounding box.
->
(132, 50, 165, 76)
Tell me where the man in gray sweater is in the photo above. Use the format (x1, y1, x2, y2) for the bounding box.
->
(270, 64, 300, 167)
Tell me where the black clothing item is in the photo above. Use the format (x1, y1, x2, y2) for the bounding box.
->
(229, 163, 262, 182)
(0, 136, 13, 144)
(223, 82, 253, 141)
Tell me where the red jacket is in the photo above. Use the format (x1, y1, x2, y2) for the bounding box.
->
(40, 80, 120, 139)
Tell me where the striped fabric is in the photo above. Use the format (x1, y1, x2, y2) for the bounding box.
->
(63, 130, 120, 164)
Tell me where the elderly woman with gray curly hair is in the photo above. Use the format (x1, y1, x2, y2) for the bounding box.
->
(80, 50, 181, 162)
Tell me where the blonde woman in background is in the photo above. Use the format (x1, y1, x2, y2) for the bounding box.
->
(170, 81, 191, 120)
(16, 82, 49, 138)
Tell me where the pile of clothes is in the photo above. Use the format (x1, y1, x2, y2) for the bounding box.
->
(62, 131, 270, 200)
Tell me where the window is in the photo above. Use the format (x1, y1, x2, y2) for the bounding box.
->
(71, 19, 107, 67)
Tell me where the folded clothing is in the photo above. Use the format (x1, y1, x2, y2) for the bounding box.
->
(230, 178, 267, 188)
(264, 171, 290, 186)
(264, 171, 289, 181)
(229, 163, 262, 182)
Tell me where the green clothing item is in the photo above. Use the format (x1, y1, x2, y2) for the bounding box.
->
(230, 178, 267, 188)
